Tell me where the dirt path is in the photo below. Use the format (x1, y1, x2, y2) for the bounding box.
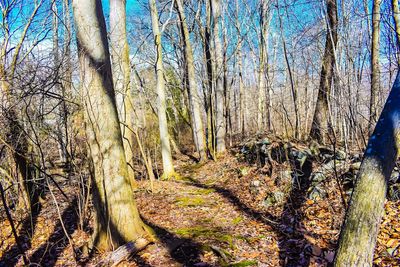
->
(0, 152, 399, 266)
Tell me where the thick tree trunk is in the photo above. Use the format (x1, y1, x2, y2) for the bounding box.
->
(368, 0, 381, 135)
(210, 0, 226, 153)
(148, 0, 176, 179)
(72, 0, 152, 251)
(175, 0, 207, 161)
(334, 72, 400, 266)
(109, 0, 136, 185)
(310, 0, 338, 143)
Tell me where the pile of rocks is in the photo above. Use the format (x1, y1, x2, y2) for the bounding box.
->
(237, 137, 400, 205)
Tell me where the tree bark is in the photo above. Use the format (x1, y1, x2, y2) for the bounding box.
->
(53, 0, 69, 167)
(148, 0, 176, 179)
(335, 71, 400, 266)
(210, 0, 226, 153)
(109, 0, 137, 186)
(368, 0, 381, 135)
(393, 0, 400, 64)
(257, 0, 269, 132)
(72, 0, 152, 251)
(175, 0, 207, 161)
(310, 0, 338, 143)
(235, 0, 245, 137)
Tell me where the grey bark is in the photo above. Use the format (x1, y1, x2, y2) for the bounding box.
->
(175, 0, 207, 161)
(335, 71, 400, 266)
(72, 0, 151, 250)
(210, 0, 226, 153)
(148, 0, 176, 178)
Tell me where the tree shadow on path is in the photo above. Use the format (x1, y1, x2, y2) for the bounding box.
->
(28, 197, 78, 267)
(0, 204, 42, 267)
(137, 218, 204, 266)
(182, 156, 319, 267)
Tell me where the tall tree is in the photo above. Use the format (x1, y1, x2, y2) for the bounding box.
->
(109, 0, 136, 185)
(369, 0, 382, 135)
(0, 0, 43, 213)
(53, 0, 69, 167)
(210, 0, 226, 153)
(393, 0, 400, 65)
(72, 0, 152, 250)
(257, 0, 269, 132)
(334, 72, 400, 266)
(175, 0, 207, 161)
(148, 0, 176, 179)
(235, 0, 246, 137)
(310, 0, 338, 143)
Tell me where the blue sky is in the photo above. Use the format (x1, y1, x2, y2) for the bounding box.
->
(102, 0, 143, 16)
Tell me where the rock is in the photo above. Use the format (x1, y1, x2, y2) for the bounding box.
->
(388, 184, 400, 201)
(308, 184, 327, 200)
(263, 191, 286, 207)
(251, 180, 261, 187)
(389, 170, 400, 184)
(335, 150, 347, 160)
(311, 172, 326, 186)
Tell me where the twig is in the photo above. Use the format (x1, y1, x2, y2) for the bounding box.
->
(0, 181, 29, 265)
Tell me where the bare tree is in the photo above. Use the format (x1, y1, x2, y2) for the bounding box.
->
(369, 0, 382, 135)
(175, 0, 207, 161)
(72, 0, 152, 250)
(148, 0, 176, 179)
(109, 0, 137, 186)
(210, 0, 226, 153)
(310, 0, 338, 143)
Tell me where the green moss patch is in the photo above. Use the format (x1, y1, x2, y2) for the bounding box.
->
(174, 196, 206, 207)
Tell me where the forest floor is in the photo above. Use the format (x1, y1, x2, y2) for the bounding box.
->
(1, 140, 400, 266)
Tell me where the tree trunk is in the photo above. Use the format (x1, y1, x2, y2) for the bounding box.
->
(393, 0, 400, 64)
(72, 0, 152, 251)
(109, 0, 137, 186)
(235, 0, 245, 137)
(148, 0, 176, 179)
(310, 0, 338, 143)
(175, 0, 207, 161)
(52, 0, 69, 166)
(204, 0, 216, 158)
(334, 71, 400, 266)
(257, 0, 269, 132)
(210, 0, 226, 153)
(368, 0, 381, 135)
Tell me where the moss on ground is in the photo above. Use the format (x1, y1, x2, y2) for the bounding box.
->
(174, 196, 205, 207)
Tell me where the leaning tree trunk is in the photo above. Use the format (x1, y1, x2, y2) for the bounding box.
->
(210, 0, 226, 153)
(335, 71, 400, 266)
(148, 0, 176, 179)
(175, 0, 207, 161)
(368, 0, 381, 135)
(72, 0, 152, 251)
(109, 0, 136, 186)
(310, 0, 338, 143)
